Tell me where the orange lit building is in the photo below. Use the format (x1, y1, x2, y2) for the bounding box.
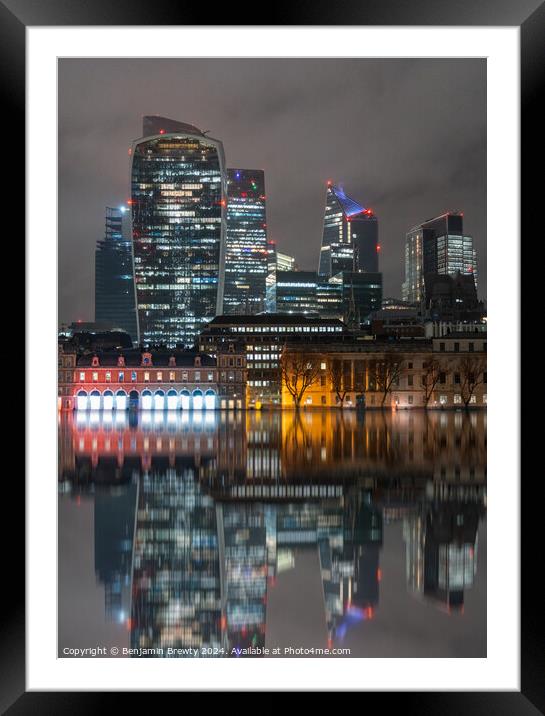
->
(280, 333, 487, 410)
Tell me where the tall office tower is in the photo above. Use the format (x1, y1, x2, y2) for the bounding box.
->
(276, 251, 297, 272)
(95, 206, 138, 343)
(130, 116, 227, 348)
(223, 169, 268, 315)
(319, 182, 379, 277)
(402, 212, 477, 303)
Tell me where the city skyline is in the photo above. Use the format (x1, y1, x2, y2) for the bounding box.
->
(59, 58, 486, 324)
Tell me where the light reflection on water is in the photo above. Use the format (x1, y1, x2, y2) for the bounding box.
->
(59, 409, 486, 658)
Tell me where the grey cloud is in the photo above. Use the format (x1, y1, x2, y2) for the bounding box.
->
(59, 57, 485, 321)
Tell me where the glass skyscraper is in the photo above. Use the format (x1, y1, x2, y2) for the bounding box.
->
(95, 206, 138, 342)
(319, 182, 379, 277)
(130, 116, 227, 348)
(223, 169, 268, 314)
(402, 212, 477, 303)
(270, 270, 320, 314)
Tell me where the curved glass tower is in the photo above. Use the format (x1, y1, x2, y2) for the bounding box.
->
(130, 116, 227, 348)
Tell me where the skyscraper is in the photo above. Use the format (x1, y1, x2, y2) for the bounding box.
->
(223, 169, 268, 315)
(319, 182, 379, 277)
(271, 270, 319, 314)
(402, 212, 477, 303)
(95, 206, 138, 342)
(130, 116, 227, 348)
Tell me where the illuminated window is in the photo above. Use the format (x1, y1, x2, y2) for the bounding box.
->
(92, 372, 98, 382)
(144, 372, 150, 382)
(79, 372, 85, 382)
(118, 372, 124, 382)
(131, 371, 137, 382)
(157, 372, 163, 381)
(208, 372, 214, 381)
(454, 394, 462, 404)
(320, 362, 326, 370)
(105, 372, 111, 382)
(169, 371, 175, 382)
(195, 371, 201, 381)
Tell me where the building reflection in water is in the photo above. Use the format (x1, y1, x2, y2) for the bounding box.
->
(59, 409, 486, 656)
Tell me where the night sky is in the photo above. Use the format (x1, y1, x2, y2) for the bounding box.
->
(58, 58, 486, 324)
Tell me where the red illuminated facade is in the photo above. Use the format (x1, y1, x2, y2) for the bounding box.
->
(58, 345, 247, 411)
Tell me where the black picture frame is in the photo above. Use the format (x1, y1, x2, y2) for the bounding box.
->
(6, 0, 541, 708)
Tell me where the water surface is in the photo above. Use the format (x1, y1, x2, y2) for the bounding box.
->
(58, 409, 486, 658)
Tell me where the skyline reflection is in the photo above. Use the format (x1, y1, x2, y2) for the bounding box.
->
(59, 409, 486, 657)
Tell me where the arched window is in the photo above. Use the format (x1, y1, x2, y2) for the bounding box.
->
(166, 389, 178, 411)
(89, 390, 101, 410)
(204, 389, 216, 410)
(141, 389, 153, 410)
(103, 390, 114, 410)
(154, 389, 165, 411)
(192, 389, 204, 411)
(180, 389, 191, 411)
(76, 390, 88, 411)
(115, 390, 128, 411)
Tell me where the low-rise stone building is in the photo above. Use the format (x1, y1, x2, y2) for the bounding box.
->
(280, 332, 487, 409)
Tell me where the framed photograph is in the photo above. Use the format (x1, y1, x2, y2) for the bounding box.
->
(7, 0, 540, 707)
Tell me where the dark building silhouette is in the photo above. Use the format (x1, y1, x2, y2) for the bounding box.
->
(65, 328, 133, 353)
(94, 482, 137, 622)
(424, 271, 484, 322)
(330, 271, 383, 328)
(95, 206, 138, 343)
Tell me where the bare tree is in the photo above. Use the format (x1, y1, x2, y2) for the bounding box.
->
(327, 358, 352, 407)
(375, 354, 405, 407)
(280, 348, 322, 408)
(459, 355, 487, 407)
(421, 357, 445, 407)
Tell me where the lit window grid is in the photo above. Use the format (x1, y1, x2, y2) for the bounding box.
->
(131, 134, 226, 348)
